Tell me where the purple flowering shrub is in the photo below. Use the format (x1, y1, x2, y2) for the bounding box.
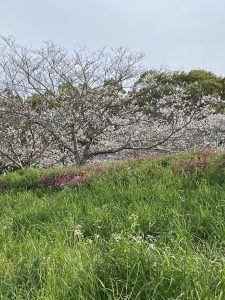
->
(38, 170, 89, 190)
(37, 159, 143, 191)
(172, 149, 217, 174)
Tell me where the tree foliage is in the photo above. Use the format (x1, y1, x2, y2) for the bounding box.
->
(0, 37, 224, 171)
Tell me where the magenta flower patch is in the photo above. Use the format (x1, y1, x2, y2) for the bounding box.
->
(38, 170, 89, 190)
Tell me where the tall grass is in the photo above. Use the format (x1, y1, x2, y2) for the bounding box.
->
(0, 152, 224, 299)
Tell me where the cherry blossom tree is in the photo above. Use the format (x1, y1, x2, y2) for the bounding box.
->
(0, 36, 224, 170)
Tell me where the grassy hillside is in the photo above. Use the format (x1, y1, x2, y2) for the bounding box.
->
(0, 151, 224, 299)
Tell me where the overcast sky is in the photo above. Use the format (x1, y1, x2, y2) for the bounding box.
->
(1, 0, 224, 75)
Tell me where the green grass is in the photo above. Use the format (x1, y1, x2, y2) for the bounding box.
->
(0, 152, 224, 299)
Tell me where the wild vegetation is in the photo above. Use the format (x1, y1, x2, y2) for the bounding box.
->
(0, 38, 224, 299)
(0, 150, 224, 299)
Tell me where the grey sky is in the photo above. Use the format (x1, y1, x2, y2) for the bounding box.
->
(1, 0, 224, 75)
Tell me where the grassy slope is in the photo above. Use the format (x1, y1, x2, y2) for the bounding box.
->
(0, 153, 224, 299)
